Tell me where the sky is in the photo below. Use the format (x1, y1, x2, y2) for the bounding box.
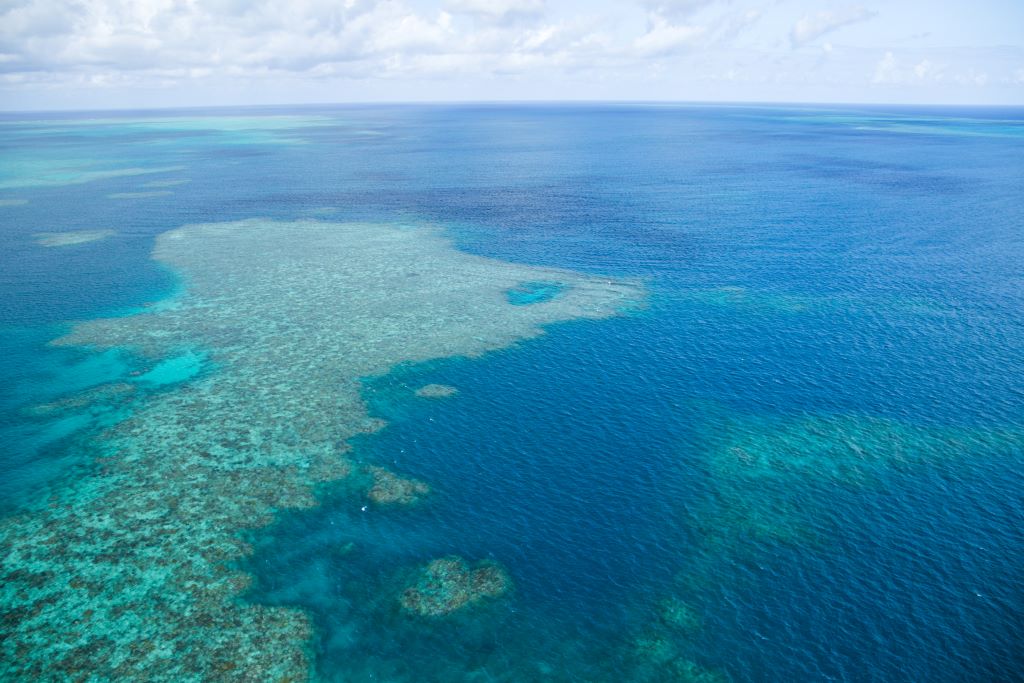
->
(0, 0, 1022, 110)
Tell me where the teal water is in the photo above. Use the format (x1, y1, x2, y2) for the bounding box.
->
(506, 281, 566, 305)
(133, 351, 206, 387)
(1, 104, 1022, 682)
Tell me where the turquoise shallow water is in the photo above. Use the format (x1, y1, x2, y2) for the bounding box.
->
(1, 104, 1023, 681)
(506, 281, 566, 305)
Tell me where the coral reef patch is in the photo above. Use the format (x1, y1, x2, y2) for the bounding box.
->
(107, 191, 173, 199)
(364, 465, 430, 506)
(143, 179, 191, 188)
(658, 597, 702, 634)
(620, 409, 1024, 683)
(34, 230, 115, 247)
(399, 556, 512, 617)
(24, 383, 136, 418)
(414, 384, 458, 398)
(0, 162, 185, 189)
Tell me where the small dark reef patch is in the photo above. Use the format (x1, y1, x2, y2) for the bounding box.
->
(400, 556, 511, 617)
(414, 383, 458, 398)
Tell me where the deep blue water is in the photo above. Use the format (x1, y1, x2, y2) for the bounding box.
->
(1, 104, 1023, 681)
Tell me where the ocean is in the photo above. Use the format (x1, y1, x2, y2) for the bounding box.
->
(0, 104, 1021, 682)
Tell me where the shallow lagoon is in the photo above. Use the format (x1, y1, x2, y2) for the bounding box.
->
(0, 104, 1022, 682)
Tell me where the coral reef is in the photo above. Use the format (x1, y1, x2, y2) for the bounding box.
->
(0, 162, 185, 189)
(414, 384, 458, 399)
(0, 219, 642, 680)
(629, 633, 727, 683)
(143, 179, 191, 188)
(34, 230, 115, 247)
(399, 556, 511, 617)
(364, 465, 430, 505)
(23, 383, 136, 417)
(691, 412, 1024, 560)
(658, 597, 702, 634)
(618, 410, 1024, 683)
(107, 191, 174, 199)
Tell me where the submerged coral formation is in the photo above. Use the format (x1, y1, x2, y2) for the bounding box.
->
(399, 556, 511, 617)
(0, 219, 642, 680)
(107, 191, 174, 199)
(414, 383, 458, 398)
(143, 179, 191, 188)
(636, 410, 1024, 589)
(694, 412, 1024, 556)
(24, 383, 136, 417)
(0, 162, 186, 189)
(629, 633, 727, 683)
(658, 597, 702, 634)
(34, 230, 115, 247)
(621, 409, 1024, 683)
(364, 465, 430, 505)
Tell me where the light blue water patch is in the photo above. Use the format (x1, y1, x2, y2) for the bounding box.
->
(12, 404, 131, 455)
(0, 337, 138, 509)
(23, 413, 94, 448)
(0, 160, 186, 189)
(133, 350, 206, 387)
(0, 402, 136, 513)
(505, 280, 566, 305)
(8, 346, 133, 407)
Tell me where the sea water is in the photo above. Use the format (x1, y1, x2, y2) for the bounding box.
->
(0, 104, 1021, 682)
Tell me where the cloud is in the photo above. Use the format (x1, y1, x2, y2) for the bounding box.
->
(714, 8, 762, 44)
(444, 0, 545, 23)
(872, 50, 897, 82)
(871, 50, 997, 87)
(790, 6, 877, 48)
(0, 1, 463, 75)
(633, 2, 761, 57)
(0, 0, 1020, 107)
(638, 0, 716, 19)
(635, 17, 706, 56)
(368, 10, 453, 52)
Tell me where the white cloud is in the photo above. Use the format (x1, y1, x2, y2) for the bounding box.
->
(635, 18, 706, 56)
(872, 51, 993, 87)
(368, 11, 453, 52)
(713, 8, 761, 44)
(633, 2, 760, 57)
(791, 5, 877, 48)
(0, 0, 1020, 107)
(872, 50, 897, 82)
(638, 0, 715, 20)
(444, 0, 545, 23)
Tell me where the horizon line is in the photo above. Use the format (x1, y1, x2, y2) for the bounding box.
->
(2, 97, 1023, 116)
